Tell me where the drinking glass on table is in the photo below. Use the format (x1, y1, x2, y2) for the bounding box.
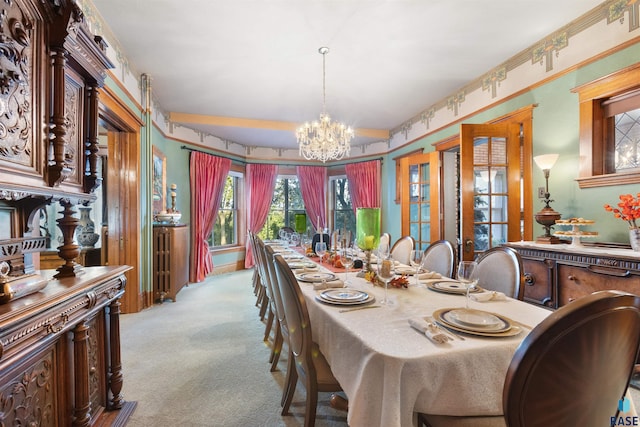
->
(377, 255, 396, 305)
(409, 249, 425, 287)
(315, 241, 327, 266)
(341, 244, 355, 284)
(377, 242, 390, 264)
(456, 260, 479, 309)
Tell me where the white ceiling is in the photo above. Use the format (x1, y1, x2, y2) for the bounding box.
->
(91, 0, 605, 152)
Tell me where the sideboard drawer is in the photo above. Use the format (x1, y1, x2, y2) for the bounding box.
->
(557, 263, 640, 306)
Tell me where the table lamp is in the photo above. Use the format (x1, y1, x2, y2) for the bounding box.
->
(533, 154, 562, 244)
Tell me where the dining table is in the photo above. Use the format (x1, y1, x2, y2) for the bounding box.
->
(276, 246, 553, 427)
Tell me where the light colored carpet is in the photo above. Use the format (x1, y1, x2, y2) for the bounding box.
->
(120, 269, 348, 427)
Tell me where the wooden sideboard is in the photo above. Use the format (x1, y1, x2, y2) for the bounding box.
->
(504, 241, 640, 309)
(0, 266, 136, 426)
(153, 224, 189, 302)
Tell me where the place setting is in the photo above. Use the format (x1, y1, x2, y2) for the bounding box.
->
(315, 288, 376, 307)
(431, 307, 522, 337)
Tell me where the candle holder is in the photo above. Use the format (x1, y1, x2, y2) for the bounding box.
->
(355, 208, 380, 275)
(157, 183, 181, 224)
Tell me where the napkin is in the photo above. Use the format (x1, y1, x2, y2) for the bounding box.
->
(470, 290, 507, 302)
(313, 279, 345, 290)
(408, 317, 452, 344)
(417, 271, 442, 280)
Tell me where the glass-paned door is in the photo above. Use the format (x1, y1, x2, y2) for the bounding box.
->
(460, 123, 521, 260)
(400, 151, 440, 250)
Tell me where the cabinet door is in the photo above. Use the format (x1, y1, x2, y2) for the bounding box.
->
(557, 263, 640, 306)
(521, 257, 555, 308)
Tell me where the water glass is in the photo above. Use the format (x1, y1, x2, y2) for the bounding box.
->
(315, 241, 328, 265)
(410, 249, 425, 286)
(456, 261, 478, 309)
(377, 256, 395, 305)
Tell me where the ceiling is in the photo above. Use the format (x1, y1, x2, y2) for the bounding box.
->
(91, 0, 605, 152)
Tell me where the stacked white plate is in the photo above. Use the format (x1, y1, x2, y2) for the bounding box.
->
(316, 289, 374, 306)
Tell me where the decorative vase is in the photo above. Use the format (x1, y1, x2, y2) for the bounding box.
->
(294, 213, 307, 234)
(630, 229, 640, 252)
(76, 206, 100, 248)
(356, 208, 381, 273)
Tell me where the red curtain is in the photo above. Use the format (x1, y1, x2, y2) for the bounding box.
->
(189, 151, 231, 282)
(345, 160, 381, 209)
(245, 163, 278, 268)
(296, 165, 327, 232)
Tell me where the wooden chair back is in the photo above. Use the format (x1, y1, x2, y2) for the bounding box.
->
(504, 290, 640, 426)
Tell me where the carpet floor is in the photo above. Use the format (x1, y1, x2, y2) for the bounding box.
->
(120, 269, 349, 427)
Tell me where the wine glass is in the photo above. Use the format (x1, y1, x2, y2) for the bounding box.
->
(341, 245, 354, 284)
(377, 256, 396, 305)
(410, 249, 425, 287)
(377, 241, 390, 265)
(456, 261, 479, 309)
(315, 241, 327, 266)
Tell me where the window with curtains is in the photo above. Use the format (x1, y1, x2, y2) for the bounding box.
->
(208, 172, 240, 247)
(259, 176, 309, 239)
(330, 177, 355, 236)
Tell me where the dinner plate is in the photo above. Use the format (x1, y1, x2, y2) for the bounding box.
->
(287, 262, 304, 269)
(296, 272, 337, 283)
(435, 318, 523, 337)
(320, 289, 369, 303)
(395, 266, 416, 275)
(283, 254, 304, 260)
(433, 308, 515, 335)
(427, 281, 482, 295)
(315, 293, 375, 306)
(444, 308, 506, 331)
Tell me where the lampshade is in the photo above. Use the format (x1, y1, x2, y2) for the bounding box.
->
(533, 154, 559, 171)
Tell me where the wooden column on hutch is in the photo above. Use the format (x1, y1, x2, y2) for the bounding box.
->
(153, 224, 189, 302)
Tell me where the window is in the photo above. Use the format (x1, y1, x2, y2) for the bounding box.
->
(573, 63, 640, 188)
(331, 177, 355, 236)
(209, 172, 241, 247)
(259, 176, 308, 240)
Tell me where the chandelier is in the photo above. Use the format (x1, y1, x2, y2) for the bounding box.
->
(297, 47, 354, 163)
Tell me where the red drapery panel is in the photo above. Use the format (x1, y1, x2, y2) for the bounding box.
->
(245, 163, 278, 268)
(345, 160, 381, 210)
(189, 151, 231, 282)
(296, 165, 327, 232)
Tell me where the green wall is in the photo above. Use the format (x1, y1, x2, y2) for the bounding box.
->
(382, 41, 640, 244)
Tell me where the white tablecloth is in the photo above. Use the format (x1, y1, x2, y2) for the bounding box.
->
(297, 268, 551, 427)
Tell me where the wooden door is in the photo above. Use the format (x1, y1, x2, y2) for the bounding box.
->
(460, 123, 521, 260)
(400, 151, 440, 250)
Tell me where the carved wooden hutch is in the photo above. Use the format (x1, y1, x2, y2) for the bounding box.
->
(0, 0, 135, 425)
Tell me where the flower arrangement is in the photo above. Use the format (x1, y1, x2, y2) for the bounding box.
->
(363, 270, 409, 288)
(604, 193, 640, 229)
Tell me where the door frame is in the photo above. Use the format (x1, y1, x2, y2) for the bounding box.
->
(98, 85, 144, 313)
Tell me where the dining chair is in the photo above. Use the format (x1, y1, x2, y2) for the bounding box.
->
(273, 254, 343, 427)
(249, 232, 269, 318)
(421, 239, 455, 278)
(255, 238, 277, 344)
(475, 246, 524, 300)
(390, 235, 415, 265)
(379, 232, 391, 250)
(418, 290, 640, 427)
(263, 243, 289, 374)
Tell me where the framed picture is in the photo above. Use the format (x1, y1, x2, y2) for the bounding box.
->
(152, 146, 166, 214)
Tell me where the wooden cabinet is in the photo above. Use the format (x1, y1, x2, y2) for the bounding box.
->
(0, 266, 135, 426)
(504, 242, 640, 309)
(153, 225, 189, 302)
